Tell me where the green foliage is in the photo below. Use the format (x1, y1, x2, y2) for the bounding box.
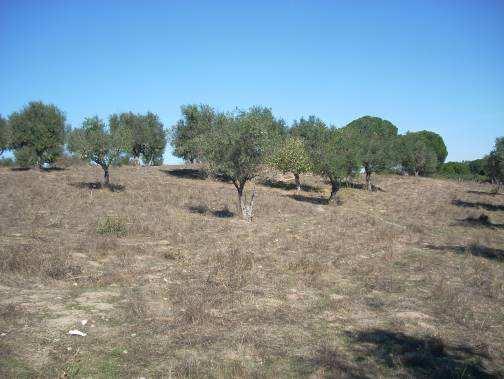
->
(68, 116, 129, 183)
(412, 130, 448, 165)
(96, 215, 128, 237)
(109, 112, 166, 165)
(344, 116, 398, 175)
(171, 104, 216, 163)
(8, 101, 67, 167)
(0, 114, 9, 154)
(204, 106, 286, 185)
(312, 127, 361, 200)
(439, 162, 470, 176)
(466, 158, 488, 177)
(270, 136, 311, 176)
(290, 115, 328, 157)
(398, 133, 438, 176)
(487, 137, 504, 184)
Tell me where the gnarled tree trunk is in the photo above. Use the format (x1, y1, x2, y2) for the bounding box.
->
(102, 166, 110, 188)
(328, 179, 341, 204)
(294, 173, 301, 192)
(234, 180, 255, 222)
(364, 166, 372, 191)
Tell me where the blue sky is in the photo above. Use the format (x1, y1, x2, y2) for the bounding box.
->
(1, 0, 503, 163)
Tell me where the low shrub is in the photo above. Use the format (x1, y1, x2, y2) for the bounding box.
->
(96, 215, 128, 237)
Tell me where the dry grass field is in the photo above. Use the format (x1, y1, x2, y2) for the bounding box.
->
(1, 164, 503, 378)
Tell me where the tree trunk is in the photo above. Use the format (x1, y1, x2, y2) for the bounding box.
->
(365, 169, 372, 192)
(103, 167, 110, 188)
(234, 180, 255, 221)
(328, 180, 341, 204)
(294, 173, 301, 192)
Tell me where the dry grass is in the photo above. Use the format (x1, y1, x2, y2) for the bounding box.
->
(0, 165, 503, 378)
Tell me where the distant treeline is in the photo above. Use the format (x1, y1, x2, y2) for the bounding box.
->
(1, 102, 503, 198)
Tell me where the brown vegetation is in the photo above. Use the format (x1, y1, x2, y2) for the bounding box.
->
(0, 165, 503, 377)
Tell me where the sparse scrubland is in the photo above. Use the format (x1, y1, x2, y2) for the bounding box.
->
(1, 164, 503, 378)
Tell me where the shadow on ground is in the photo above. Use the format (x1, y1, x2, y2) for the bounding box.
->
(455, 214, 504, 229)
(423, 243, 504, 261)
(452, 199, 504, 212)
(68, 181, 125, 192)
(286, 193, 329, 205)
(160, 168, 207, 180)
(343, 329, 498, 379)
(187, 204, 234, 218)
(467, 190, 504, 197)
(259, 178, 322, 193)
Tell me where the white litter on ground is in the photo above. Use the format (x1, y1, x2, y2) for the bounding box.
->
(68, 330, 87, 337)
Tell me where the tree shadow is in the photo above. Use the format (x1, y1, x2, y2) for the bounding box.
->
(423, 243, 504, 261)
(68, 181, 125, 192)
(41, 166, 66, 172)
(10, 167, 31, 171)
(187, 205, 234, 218)
(344, 329, 498, 379)
(454, 214, 504, 229)
(452, 199, 504, 212)
(292, 345, 369, 378)
(259, 178, 322, 192)
(467, 190, 504, 197)
(160, 168, 208, 180)
(286, 193, 329, 205)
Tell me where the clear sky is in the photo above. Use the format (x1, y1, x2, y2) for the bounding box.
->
(1, 0, 503, 163)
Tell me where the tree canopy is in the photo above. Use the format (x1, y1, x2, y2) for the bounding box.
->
(171, 104, 216, 163)
(8, 101, 67, 168)
(203, 106, 285, 219)
(0, 115, 8, 155)
(412, 130, 448, 165)
(68, 116, 129, 186)
(343, 116, 398, 190)
(398, 132, 438, 176)
(109, 112, 166, 165)
(313, 127, 360, 201)
(270, 136, 311, 190)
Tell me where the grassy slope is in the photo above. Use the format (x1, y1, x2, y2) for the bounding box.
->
(0, 165, 503, 378)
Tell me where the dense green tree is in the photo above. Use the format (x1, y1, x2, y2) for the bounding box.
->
(413, 130, 448, 166)
(439, 162, 471, 177)
(466, 158, 488, 177)
(290, 116, 328, 160)
(314, 128, 360, 202)
(8, 101, 67, 168)
(270, 136, 311, 191)
(68, 116, 129, 187)
(344, 116, 398, 191)
(203, 106, 285, 220)
(398, 133, 438, 176)
(109, 112, 166, 165)
(0, 115, 9, 155)
(487, 137, 504, 190)
(171, 104, 215, 163)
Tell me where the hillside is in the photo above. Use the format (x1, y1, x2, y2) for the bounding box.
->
(1, 165, 503, 378)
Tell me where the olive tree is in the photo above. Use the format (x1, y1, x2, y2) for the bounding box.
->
(290, 116, 328, 161)
(344, 116, 398, 191)
(203, 106, 285, 221)
(487, 137, 504, 191)
(0, 115, 9, 155)
(398, 132, 438, 176)
(313, 127, 360, 203)
(8, 101, 67, 168)
(68, 116, 128, 187)
(109, 112, 166, 165)
(270, 136, 311, 191)
(171, 104, 215, 163)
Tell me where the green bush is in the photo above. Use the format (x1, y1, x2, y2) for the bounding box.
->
(96, 216, 128, 237)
